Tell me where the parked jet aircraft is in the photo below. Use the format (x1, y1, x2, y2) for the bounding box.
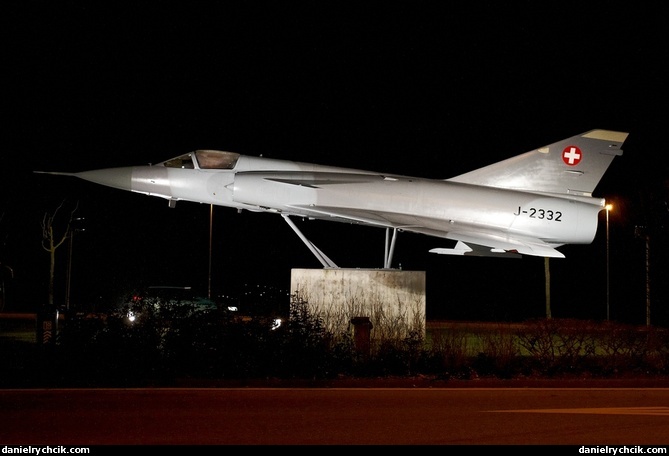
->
(36, 129, 628, 267)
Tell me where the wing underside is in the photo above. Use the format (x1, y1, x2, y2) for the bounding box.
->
(285, 204, 564, 258)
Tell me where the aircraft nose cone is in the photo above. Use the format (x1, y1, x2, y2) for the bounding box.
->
(76, 167, 134, 192)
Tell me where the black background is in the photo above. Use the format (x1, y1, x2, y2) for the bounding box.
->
(3, 2, 668, 324)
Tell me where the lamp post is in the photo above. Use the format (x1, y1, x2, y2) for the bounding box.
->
(605, 203, 612, 321)
(65, 218, 85, 311)
(208, 204, 213, 301)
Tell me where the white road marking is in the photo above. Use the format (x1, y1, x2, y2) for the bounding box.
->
(490, 406, 669, 416)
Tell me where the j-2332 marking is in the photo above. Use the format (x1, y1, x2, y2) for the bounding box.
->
(514, 206, 563, 222)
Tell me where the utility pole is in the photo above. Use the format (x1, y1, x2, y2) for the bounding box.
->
(208, 204, 213, 301)
(635, 226, 651, 327)
(644, 233, 650, 327)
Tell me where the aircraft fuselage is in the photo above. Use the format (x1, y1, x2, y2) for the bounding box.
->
(96, 156, 602, 249)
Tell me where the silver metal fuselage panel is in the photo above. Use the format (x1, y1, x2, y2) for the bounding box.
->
(125, 158, 602, 246)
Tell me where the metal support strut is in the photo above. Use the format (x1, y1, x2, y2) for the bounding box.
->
(384, 227, 398, 269)
(283, 215, 399, 270)
(282, 215, 338, 268)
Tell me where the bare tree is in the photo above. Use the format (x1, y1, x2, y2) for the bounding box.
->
(41, 201, 78, 306)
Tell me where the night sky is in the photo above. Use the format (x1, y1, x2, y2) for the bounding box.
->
(3, 3, 668, 325)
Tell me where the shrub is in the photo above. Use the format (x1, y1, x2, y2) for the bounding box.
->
(29, 302, 669, 386)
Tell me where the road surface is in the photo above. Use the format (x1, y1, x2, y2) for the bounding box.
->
(1, 386, 669, 445)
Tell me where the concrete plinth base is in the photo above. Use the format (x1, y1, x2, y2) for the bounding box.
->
(290, 268, 426, 342)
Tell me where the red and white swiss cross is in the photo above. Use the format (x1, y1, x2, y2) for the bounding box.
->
(562, 145, 582, 166)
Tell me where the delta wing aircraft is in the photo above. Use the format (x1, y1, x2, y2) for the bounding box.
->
(36, 129, 628, 267)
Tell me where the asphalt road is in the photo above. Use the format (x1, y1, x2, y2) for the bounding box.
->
(1, 387, 669, 445)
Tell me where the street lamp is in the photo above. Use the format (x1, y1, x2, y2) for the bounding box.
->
(605, 203, 612, 321)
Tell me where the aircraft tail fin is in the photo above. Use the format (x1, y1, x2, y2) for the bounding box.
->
(448, 129, 628, 197)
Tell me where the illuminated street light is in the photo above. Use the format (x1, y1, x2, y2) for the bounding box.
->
(605, 203, 612, 321)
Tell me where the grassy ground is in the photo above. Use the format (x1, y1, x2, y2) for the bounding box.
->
(0, 313, 522, 347)
(2, 313, 669, 388)
(0, 313, 37, 343)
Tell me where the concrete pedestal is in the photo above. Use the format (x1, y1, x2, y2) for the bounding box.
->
(290, 268, 426, 343)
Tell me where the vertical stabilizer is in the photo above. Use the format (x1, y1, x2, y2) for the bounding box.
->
(448, 129, 627, 197)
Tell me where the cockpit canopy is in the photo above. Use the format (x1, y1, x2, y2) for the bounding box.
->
(160, 150, 240, 170)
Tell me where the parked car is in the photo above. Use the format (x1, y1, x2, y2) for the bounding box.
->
(123, 285, 216, 324)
